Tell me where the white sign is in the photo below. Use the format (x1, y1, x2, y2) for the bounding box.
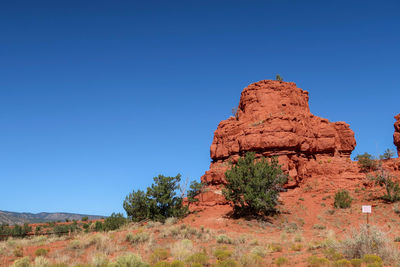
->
(362, 205, 371, 213)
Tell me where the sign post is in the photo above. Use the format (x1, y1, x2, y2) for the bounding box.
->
(362, 205, 371, 237)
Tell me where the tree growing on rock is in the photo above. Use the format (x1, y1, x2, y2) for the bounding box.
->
(379, 149, 395, 160)
(222, 152, 288, 217)
(368, 168, 400, 202)
(276, 74, 283, 81)
(186, 180, 206, 207)
(354, 153, 378, 172)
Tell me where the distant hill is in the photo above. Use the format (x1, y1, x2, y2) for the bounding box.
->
(0, 210, 104, 224)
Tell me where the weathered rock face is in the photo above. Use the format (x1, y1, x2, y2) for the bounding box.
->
(210, 80, 355, 160)
(198, 80, 357, 206)
(394, 114, 400, 156)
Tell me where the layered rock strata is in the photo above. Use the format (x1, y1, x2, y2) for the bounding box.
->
(199, 80, 357, 206)
(394, 114, 400, 156)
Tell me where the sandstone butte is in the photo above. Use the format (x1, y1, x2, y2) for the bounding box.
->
(197, 80, 363, 206)
(394, 114, 400, 156)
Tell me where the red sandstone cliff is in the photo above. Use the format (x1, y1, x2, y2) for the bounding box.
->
(198, 80, 357, 206)
(394, 114, 400, 157)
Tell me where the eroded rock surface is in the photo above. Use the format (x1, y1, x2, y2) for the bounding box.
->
(394, 114, 400, 157)
(198, 80, 357, 206)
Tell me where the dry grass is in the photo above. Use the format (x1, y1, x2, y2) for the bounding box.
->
(216, 234, 234, 244)
(4, 211, 400, 267)
(240, 253, 264, 267)
(126, 231, 150, 245)
(171, 239, 193, 261)
(84, 233, 120, 254)
(33, 256, 50, 267)
(335, 224, 400, 264)
(91, 253, 110, 266)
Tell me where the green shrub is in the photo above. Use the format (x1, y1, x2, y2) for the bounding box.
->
(113, 253, 149, 267)
(214, 259, 240, 267)
(250, 246, 266, 257)
(333, 259, 351, 267)
(354, 153, 378, 172)
(368, 168, 400, 202)
(103, 213, 126, 231)
(125, 233, 134, 242)
(216, 234, 233, 244)
(365, 263, 383, 267)
(186, 252, 208, 266)
(214, 247, 232, 260)
(362, 254, 383, 264)
(127, 231, 150, 244)
(170, 261, 185, 267)
(313, 224, 326, 230)
(124, 174, 188, 222)
(294, 233, 303, 243)
(307, 256, 330, 267)
(187, 180, 205, 206)
(276, 74, 283, 81)
(53, 225, 73, 236)
(290, 243, 303, 251)
(0, 223, 11, 238)
(150, 248, 169, 263)
(123, 189, 151, 223)
(10, 223, 31, 237)
(94, 221, 104, 232)
(153, 261, 170, 267)
(240, 253, 263, 267)
(334, 190, 352, 209)
(34, 248, 48, 257)
(13, 245, 24, 257)
(222, 152, 287, 217)
(81, 216, 88, 222)
(11, 257, 30, 267)
(379, 149, 394, 160)
(275, 257, 289, 266)
(268, 243, 282, 252)
(284, 222, 298, 233)
(349, 258, 362, 267)
(324, 248, 343, 261)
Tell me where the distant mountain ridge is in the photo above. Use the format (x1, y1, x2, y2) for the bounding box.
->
(0, 210, 104, 224)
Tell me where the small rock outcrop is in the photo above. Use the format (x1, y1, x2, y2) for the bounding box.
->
(198, 80, 357, 206)
(394, 114, 400, 156)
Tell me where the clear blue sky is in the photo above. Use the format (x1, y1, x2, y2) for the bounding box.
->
(1, 1, 399, 216)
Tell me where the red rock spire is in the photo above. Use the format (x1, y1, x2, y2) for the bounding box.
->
(394, 114, 400, 157)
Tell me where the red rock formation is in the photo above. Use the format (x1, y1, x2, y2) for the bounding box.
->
(394, 114, 400, 157)
(198, 80, 357, 206)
